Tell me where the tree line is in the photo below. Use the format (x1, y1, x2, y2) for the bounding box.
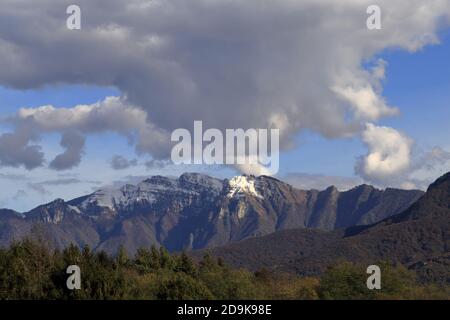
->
(0, 239, 447, 300)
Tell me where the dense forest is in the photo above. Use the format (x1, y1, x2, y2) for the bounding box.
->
(0, 238, 448, 300)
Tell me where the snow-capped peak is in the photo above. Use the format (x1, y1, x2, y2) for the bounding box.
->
(79, 188, 122, 210)
(77, 173, 223, 212)
(227, 175, 263, 199)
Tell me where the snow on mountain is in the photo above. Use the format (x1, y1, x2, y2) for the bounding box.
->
(178, 173, 223, 193)
(0, 172, 426, 254)
(77, 173, 224, 213)
(227, 175, 263, 199)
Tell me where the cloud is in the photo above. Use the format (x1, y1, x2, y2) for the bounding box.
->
(110, 155, 138, 170)
(0, 173, 28, 181)
(13, 189, 28, 201)
(49, 132, 85, 170)
(95, 175, 152, 191)
(144, 159, 170, 170)
(414, 147, 450, 171)
(27, 183, 51, 196)
(16, 96, 170, 159)
(356, 123, 413, 185)
(0, 0, 449, 174)
(283, 173, 363, 191)
(235, 163, 274, 177)
(331, 85, 398, 120)
(27, 178, 100, 195)
(401, 147, 450, 189)
(0, 127, 44, 170)
(356, 124, 450, 188)
(34, 178, 86, 186)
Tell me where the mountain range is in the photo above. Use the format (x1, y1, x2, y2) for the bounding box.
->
(197, 172, 450, 285)
(0, 173, 423, 254)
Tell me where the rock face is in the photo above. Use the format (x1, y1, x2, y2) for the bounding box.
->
(0, 173, 423, 254)
(197, 172, 450, 285)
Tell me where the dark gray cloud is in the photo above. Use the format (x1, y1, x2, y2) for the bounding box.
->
(0, 127, 44, 170)
(110, 155, 138, 170)
(49, 132, 85, 170)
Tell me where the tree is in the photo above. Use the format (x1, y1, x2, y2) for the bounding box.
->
(318, 262, 375, 300)
(176, 252, 197, 276)
(156, 273, 213, 300)
(116, 245, 129, 267)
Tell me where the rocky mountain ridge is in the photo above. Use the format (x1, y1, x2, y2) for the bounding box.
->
(0, 173, 424, 254)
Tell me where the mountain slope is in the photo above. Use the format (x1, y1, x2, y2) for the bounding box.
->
(197, 172, 450, 284)
(0, 173, 423, 254)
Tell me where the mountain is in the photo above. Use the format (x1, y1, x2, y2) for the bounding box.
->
(0, 173, 423, 254)
(197, 172, 450, 284)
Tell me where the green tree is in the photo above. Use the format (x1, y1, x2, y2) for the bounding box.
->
(318, 262, 375, 300)
(156, 272, 214, 300)
(176, 252, 197, 276)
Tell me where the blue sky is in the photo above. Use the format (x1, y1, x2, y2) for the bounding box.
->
(0, 1, 449, 211)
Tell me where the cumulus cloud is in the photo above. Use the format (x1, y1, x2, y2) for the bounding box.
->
(49, 132, 85, 170)
(356, 123, 450, 188)
(16, 96, 170, 158)
(331, 85, 398, 120)
(0, 127, 44, 170)
(110, 155, 138, 170)
(0, 0, 449, 177)
(235, 163, 274, 177)
(356, 123, 413, 184)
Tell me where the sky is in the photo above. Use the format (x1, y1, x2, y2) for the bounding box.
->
(0, 0, 449, 211)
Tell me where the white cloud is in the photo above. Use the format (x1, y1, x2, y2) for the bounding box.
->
(235, 163, 273, 177)
(356, 123, 413, 184)
(16, 96, 171, 159)
(356, 124, 450, 188)
(332, 85, 398, 120)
